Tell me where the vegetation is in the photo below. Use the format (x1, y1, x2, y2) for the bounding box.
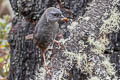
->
(0, 0, 13, 79)
(0, 15, 11, 79)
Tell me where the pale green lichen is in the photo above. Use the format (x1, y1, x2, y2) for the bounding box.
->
(88, 76, 100, 80)
(61, 0, 120, 80)
(88, 35, 109, 54)
(100, 1, 120, 35)
(102, 58, 116, 76)
(68, 22, 78, 30)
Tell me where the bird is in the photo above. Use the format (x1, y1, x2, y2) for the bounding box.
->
(25, 7, 68, 74)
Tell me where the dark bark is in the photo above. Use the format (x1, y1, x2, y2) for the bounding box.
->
(8, 0, 120, 80)
(106, 31, 120, 78)
(8, 0, 89, 80)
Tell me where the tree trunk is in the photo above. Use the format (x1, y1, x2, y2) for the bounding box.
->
(8, 0, 120, 80)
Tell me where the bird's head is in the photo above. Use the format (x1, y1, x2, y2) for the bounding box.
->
(45, 7, 68, 23)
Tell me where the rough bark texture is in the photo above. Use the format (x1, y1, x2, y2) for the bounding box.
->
(8, 0, 120, 80)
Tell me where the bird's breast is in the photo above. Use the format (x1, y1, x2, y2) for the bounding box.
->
(34, 22, 59, 49)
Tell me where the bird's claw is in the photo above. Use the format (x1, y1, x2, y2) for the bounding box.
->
(54, 40, 61, 49)
(45, 65, 52, 75)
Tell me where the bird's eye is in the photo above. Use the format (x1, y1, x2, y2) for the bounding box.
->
(53, 14, 60, 17)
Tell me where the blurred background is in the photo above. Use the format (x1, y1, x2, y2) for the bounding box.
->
(0, 0, 13, 79)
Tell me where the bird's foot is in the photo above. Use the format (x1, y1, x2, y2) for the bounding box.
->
(54, 40, 61, 49)
(45, 65, 52, 75)
(25, 34, 33, 40)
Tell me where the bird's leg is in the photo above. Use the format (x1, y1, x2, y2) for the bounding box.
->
(53, 33, 63, 49)
(42, 50, 47, 69)
(25, 34, 33, 40)
(42, 49, 51, 75)
(54, 40, 61, 49)
(42, 49, 47, 68)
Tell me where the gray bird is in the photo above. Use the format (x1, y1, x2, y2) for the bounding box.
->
(25, 7, 68, 73)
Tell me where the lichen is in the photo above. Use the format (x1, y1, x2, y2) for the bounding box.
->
(88, 76, 100, 80)
(58, 0, 120, 80)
